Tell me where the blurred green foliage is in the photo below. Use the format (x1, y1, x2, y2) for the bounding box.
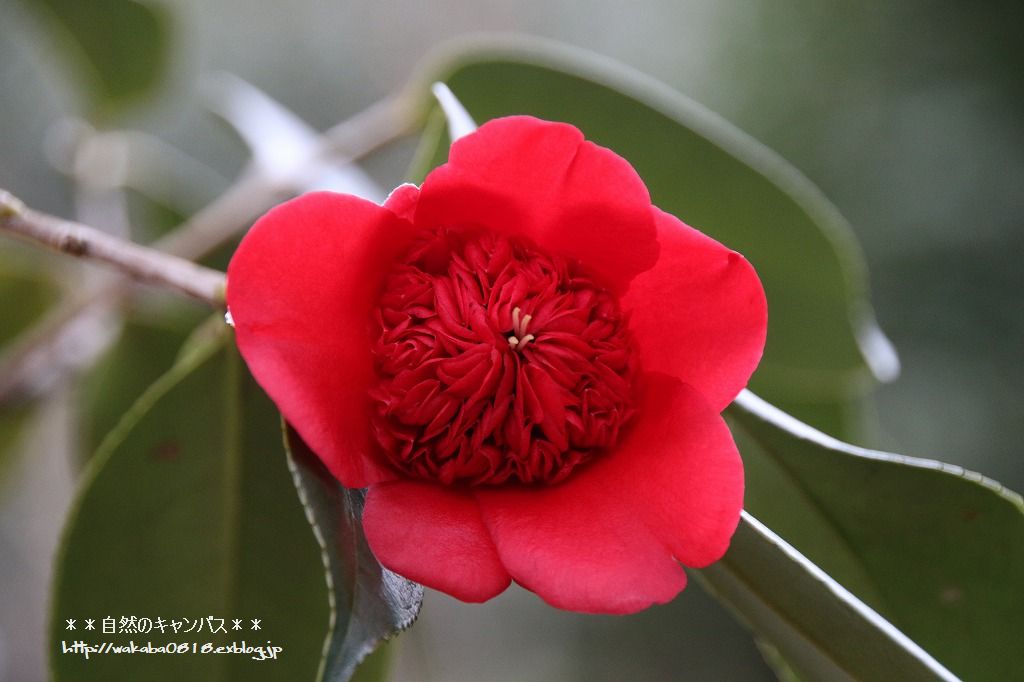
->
(715, 0, 1024, 486)
(0, 254, 59, 475)
(19, 0, 170, 118)
(0, 254, 60, 348)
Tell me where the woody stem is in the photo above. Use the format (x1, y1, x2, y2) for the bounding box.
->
(0, 190, 227, 307)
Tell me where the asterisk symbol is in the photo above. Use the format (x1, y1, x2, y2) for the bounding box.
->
(65, 619, 76, 631)
(250, 619, 261, 631)
(85, 619, 95, 631)
(232, 619, 242, 631)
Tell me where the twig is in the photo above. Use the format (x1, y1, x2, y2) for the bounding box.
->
(0, 190, 226, 306)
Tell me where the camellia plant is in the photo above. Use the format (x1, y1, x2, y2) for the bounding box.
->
(0, 34, 1021, 682)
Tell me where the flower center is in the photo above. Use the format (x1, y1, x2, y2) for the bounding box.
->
(370, 228, 638, 486)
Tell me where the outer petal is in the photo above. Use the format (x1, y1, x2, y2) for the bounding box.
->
(474, 374, 743, 614)
(364, 480, 511, 602)
(383, 182, 419, 222)
(227, 192, 416, 487)
(415, 116, 658, 294)
(624, 208, 768, 411)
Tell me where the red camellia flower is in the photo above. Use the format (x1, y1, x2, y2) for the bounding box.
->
(226, 116, 767, 614)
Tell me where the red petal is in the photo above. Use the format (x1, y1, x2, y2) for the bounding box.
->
(415, 116, 658, 294)
(383, 183, 419, 222)
(227, 192, 416, 487)
(364, 480, 511, 602)
(624, 208, 768, 411)
(473, 374, 743, 614)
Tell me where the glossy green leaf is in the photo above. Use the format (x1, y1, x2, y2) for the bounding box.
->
(728, 391, 1024, 681)
(285, 428, 422, 682)
(408, 37, 895, 408)
(20, 0, 170, 116)
(700, 513, 958, 682)
(51, 321, 328, 681)
(78, 305, 204, 457)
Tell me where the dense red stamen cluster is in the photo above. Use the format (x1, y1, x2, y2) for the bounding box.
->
(370, 228, 637, 486)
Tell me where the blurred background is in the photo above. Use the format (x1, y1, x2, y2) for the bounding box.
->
(1, 0, 1021, 680)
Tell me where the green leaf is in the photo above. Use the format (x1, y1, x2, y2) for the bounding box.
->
(20, 0, 171, 117)
(728, 391, 1024, 681)
(50, 320, 329, 681)
(78, 305, 204, 458)
(408, 37, 894, 408)
(700, 513, 958, 682)
(284, 428, 422, 682)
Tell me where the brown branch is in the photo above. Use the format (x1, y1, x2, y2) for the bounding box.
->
(0, 190, 226, 306)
